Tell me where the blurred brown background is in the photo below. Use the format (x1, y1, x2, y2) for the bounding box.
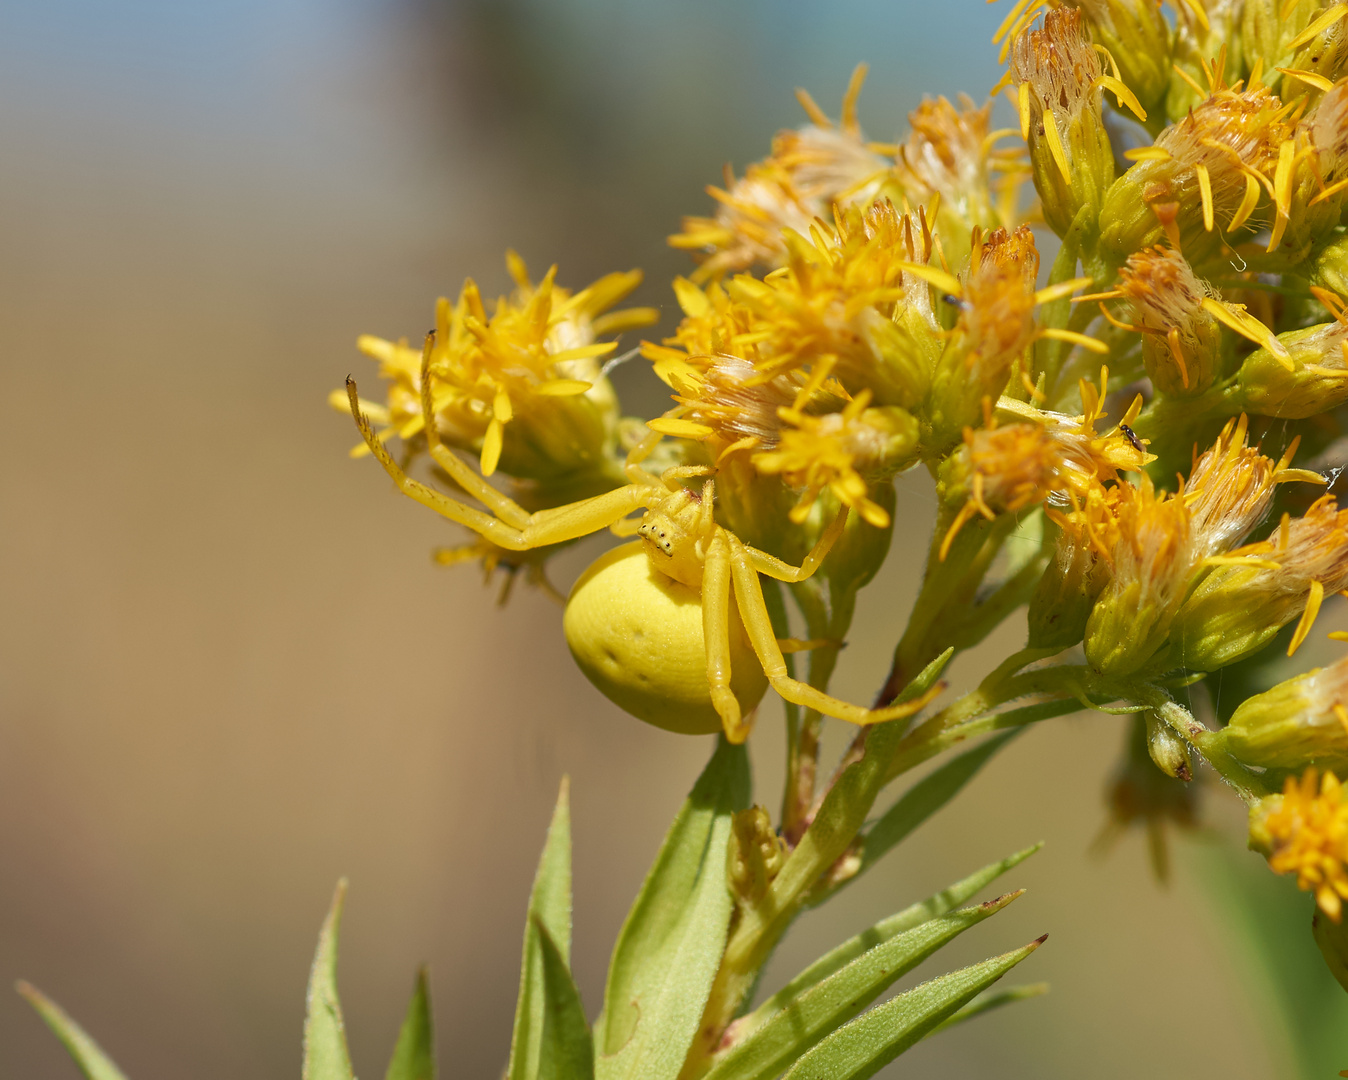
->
(0, 1, 1337, 1076)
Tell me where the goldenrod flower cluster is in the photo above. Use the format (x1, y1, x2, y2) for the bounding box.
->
(338, 0, 1348, 997)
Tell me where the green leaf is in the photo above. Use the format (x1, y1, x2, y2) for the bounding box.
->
(16, 982, 131, 1080)
(780, 936, 1047, 1080)
(385, 968, 434, 1080)
(748, 844, 1039, 1029)
(304, 879, 355, 1080)
(508, 776, 574, 1080)
(925, 982, 1049, 1036)
(595, 737, 750, 1080)
(850, 729, 1021, 889)
(535, 920, 595, 1080)
(701, 892, 1024, 1080)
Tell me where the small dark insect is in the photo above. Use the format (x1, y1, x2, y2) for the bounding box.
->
(1119, 423, 1144, 452)
(942, 293, 971, 311)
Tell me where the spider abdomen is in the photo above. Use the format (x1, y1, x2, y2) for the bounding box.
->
(563, 542, 768, 734)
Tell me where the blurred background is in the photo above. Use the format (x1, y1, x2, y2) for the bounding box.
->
(2, 0, 1345, 1076)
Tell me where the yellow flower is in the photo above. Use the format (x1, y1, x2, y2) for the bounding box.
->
(650, 200, 944, 414)
(669, 65, 895, 282)
(897, 94, 1030, 255)
(1006, 6, 1129, 234)
(1111, 246, 1222, 395)
(1084, 474, 1196, 675)
(1184, 413, 1319, 557)
(939, 421, 1064, 559)
(340, 252, 657, 479)
(725, 200, 943, 407)
(1169, 493, 1348, 670)
(1100, 67, 1296, 265)
(752, 388, 919, 528)
(1252, 768, 1348, 921)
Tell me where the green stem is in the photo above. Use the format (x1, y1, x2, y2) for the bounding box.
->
(780, 579, 849, 846)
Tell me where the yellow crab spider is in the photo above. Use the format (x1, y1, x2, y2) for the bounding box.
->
(345, 376, 940, 743)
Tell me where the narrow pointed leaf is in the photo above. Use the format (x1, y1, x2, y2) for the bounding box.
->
(304, 879, 355, 1080)
(508, 777, 574, 1080)
(16, 982, 131, 1080)
(926, 982, 1049, 1036)
(535, 920, 595, 1080)
(595, 737, 750, 1080)
(702, 893, 1024, 1080)
(852, 730, 1021, 887)
(747, 844, 1039, 1031)
(385, 968, 434, 1080)
(780, 937, 1047, 1080)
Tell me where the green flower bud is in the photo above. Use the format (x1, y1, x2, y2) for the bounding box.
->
(925, 226, 1040, 451)
(1099, 82, 1292, 268)
(1028, 526, 1111, 649)
(727, 805, 788, 910)
(1147, 710, 1193, 780)
(1116, 246, 1223, 396)
(1312, 229, 1348, 296)
(1222, 657, 1348, 775)
(817, 481, 897, 594)
(1076, 0, 1173, 125)
(1084, 478, 1194, 676)
(1101, 713, 1199, 882)
(1168, 496, 1348, 672)
(1009, 7, 1117, 237)
(1234, 320, 1348, 419)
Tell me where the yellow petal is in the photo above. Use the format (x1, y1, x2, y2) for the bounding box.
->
(480, 419, 504, 476)
(647, 417, 715, 439)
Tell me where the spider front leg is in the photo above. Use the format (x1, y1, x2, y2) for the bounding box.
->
(726, 532, 944, 726)
(742, 504, 850, 582)
(349, 377, 653, 549)
(702, 530, 753, 743)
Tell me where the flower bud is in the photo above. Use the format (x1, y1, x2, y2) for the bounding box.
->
(1009, 8, 1116, 236)
(1233, 319, 1348, 418)
(1146, 710, 1193, 780)
(1027, 519, 1113, 648)
(727, 805, 788, 909)
(1084, 476, 1195, 676)
(1116, 247, 1223, 395)
(815, 481, 897, 594)
(1168, 496, 1348, 672)
(1075, 0, 1173, 123)
(1099, 83, 1292, 267)
(1222, 656, 1348, 775)
(926, 226, 1040, 449)
(1099, 713, 1199, 882)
